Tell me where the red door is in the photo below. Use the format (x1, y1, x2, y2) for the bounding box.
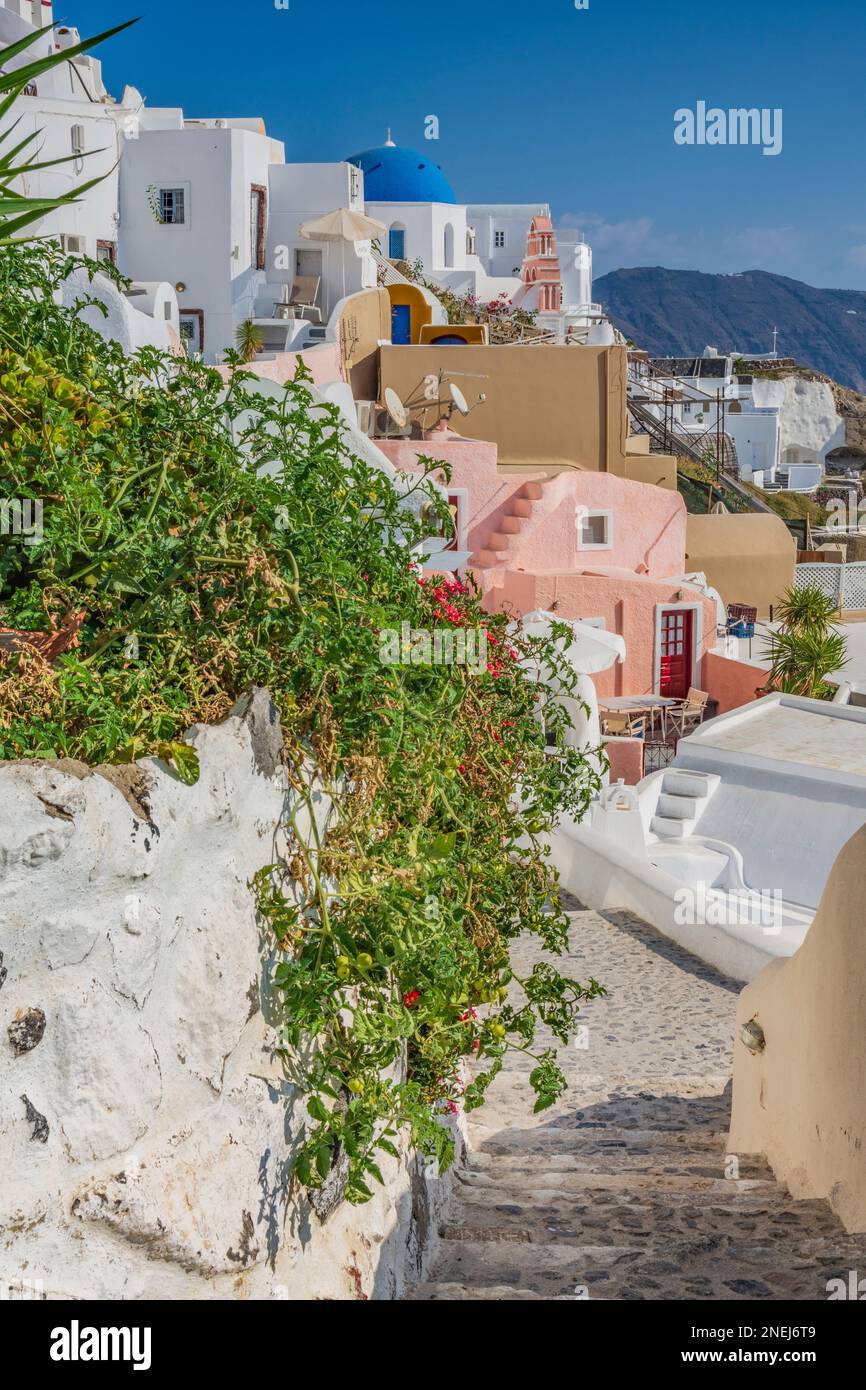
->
(659, 609, 693, 698)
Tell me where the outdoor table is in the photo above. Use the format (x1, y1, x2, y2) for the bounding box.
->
(599, 695, 680, 739)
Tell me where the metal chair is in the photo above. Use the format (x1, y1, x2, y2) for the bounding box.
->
(670, 687, 710, 735)
(286, 275, 322, 324)
(602, 712, 646, 738)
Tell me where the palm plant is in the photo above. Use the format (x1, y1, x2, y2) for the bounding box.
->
(235, 318, 264, 362)
(772, 584, 838, 636)
(0, 19, 136, 244)
(765, 583, 847, 699)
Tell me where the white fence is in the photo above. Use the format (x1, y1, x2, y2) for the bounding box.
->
(795, 562, 866, 611)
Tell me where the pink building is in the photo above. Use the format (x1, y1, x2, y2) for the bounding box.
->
(378, 435, 718, 704)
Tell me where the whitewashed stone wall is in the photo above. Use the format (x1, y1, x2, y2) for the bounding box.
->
(0, 690, 456, 1300)
(751, 375, 845, 460)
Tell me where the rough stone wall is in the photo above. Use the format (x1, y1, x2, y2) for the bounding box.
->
(0, 690, 456, 1300)
(751, 375, 844, 459)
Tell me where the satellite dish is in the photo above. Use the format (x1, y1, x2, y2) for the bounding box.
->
(384, 387, 408, 430)
(449, 383, 469, 416)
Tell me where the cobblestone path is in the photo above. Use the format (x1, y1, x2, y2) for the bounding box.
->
(408, 902, 866, 1300)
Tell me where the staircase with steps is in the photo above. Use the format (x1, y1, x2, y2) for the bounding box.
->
(472, 479, 549, 569)
(649, 768, 720, 841)
(405, 904, 866, 1301)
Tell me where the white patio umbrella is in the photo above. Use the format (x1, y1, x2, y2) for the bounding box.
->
(299, 208, 387, 317)
(514, 610, 626, 780)
(517, 609, 626, 676)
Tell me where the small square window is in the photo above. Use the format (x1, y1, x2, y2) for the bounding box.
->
(160, 188, 186, 224)
(578, 510, 612, 549)
(494, 230, 506, 248)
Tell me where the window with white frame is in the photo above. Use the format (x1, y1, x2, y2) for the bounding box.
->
(159, 187, 186, 224)
(577, 509, 612, 550)
(444, 489, 468, 552)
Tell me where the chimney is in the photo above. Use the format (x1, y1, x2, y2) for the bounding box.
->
(35, 1, 54, 31)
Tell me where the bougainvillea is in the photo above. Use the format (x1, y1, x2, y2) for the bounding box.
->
(0, 242, 604, 1204)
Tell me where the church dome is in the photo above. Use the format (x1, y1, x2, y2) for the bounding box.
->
(346, 139, 457, 205)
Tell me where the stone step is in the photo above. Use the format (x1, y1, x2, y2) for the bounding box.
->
(472, 550, 500, 567)
(466, 1144, 771, 1180)
(440, 1191, 844, 1247)
(650, 814, 694, 839)
(657, 791, 701, 821)
(487, 532, 511, 552)
(510, 499, 534, 518)
(498, 516, 523, 534)
(520, 481, 544, 500)
(407, 1282, 573, 1301)
(456, 1169, 777, 1197)
(661, 769, 720, 799)
(424, 1234, 866, 1301)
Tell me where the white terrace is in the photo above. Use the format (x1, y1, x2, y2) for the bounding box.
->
(549, 694, 866, 982)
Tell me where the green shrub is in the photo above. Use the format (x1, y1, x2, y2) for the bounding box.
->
(0, 242, 603, 1203)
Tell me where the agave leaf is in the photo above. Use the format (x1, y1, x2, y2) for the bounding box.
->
(0, 20, 140, 96)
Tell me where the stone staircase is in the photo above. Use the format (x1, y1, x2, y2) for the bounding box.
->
(650, 768, 720, 841)
(406, 904, 866, 1301)
(472, 479, 548, 569)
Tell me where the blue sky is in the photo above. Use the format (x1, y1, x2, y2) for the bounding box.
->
(65, 0, 866, 288)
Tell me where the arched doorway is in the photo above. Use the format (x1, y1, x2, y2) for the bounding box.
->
(443, 222, 455, 268)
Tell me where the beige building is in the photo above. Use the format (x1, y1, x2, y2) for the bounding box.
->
(685, 513, 796, 618)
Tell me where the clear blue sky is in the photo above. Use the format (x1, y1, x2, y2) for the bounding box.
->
(65, 0, 866, 288)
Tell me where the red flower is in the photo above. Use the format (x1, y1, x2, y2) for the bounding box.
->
(404, 989, 420, 1008)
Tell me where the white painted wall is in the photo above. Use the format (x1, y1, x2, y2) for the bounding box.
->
(265, 162, 376, 325)
(0, 690, 459, 1300)
(466, 203, 547, 277)
(119, 125, 285, 361)
(750, 375, 845, 464)
(368, 200, 468, 278)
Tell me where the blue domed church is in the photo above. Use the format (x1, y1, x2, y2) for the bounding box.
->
(346, 132, 468, 276)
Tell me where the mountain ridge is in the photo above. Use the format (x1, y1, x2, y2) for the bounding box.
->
(594, 267, 866, 392)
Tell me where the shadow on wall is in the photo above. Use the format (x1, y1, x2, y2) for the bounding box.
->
(730, 820, 866, 1233)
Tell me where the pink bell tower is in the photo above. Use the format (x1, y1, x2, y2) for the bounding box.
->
(520, 215, 563, 313)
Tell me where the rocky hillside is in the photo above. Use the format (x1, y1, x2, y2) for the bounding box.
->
(595, 267, 866, 393)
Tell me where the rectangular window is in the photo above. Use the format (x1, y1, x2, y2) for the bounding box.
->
(577, 510, 612, 550)
(250, 185, 267, 271)
(96, 240, 117, 266)
(494, 230, 506, 248)
(389, 228, 406, 260)
(178, 310, 204, 356)
(160, 188, 185, 224)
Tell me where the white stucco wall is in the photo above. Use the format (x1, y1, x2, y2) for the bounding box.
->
(57, 267, 179, 356)
(0, 691, 457, 1300)
(119, 126, 285, 362)
(750, 375, 844, 461)
(369, 201, 468, 276)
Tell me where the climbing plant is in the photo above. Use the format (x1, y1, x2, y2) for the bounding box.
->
(0, 241, 604, 1204)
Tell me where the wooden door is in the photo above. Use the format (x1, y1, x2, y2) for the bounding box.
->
(659, 609, 693, 699)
